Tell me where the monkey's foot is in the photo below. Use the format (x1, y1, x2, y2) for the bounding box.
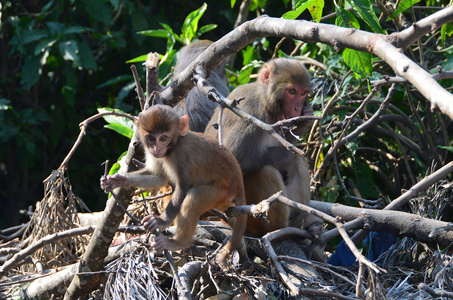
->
(151, 235, 183, 253)
(142, 215, 169, 233)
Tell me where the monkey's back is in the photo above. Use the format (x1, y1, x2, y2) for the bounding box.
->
(165, 131, 244, 196)
(205, 83, 279, 175)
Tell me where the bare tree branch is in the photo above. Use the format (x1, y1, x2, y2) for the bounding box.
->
(157, 7, 453, 119)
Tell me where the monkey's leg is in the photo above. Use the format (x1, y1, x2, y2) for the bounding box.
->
(286, 156, 326, 262)
(153, 186, 232, 252)
(219, 196, 248, 264)
(286, 155, 312, 229)
(243, 165, 289, 236)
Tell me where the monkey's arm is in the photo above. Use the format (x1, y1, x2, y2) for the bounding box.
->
(288, 103, 314, 137)
(263, 146, 296, 184)
(100, 169, 167, 191)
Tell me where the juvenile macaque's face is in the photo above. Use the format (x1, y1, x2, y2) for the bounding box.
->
(278, 84, 310, 120)
(144, 132, 172, 158)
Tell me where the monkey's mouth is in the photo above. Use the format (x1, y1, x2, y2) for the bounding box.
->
(152, 152, 165, 158)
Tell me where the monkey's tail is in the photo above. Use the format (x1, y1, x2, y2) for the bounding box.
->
(217, 199, 248, 263)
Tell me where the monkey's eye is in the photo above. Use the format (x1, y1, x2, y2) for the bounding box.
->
(289, 88, 297, 95)
(301, 91, 307, 96)
(160, 135, 169, 142)
(147, 135, 156, 143)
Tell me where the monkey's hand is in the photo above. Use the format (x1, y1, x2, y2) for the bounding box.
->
(100, 173, 127, 192)
(292, 103, 314, 135)
(141, 215, 169, 233)
(304, 215, 324, 239)
(265, 146, 296, 184)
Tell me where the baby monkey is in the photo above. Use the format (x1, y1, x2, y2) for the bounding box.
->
(100, 104, 247, 263)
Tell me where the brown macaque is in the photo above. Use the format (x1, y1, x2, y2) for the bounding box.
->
(101, 104, 247, 263)
(205, 58, 324, 242)
(173, 40, 229, 133)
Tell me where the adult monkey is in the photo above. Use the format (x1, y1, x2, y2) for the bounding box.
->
(173, 40, 229, 133)
(205, 58, 324, 242)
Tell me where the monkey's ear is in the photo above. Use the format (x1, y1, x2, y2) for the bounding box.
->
(179, 115, 189, 136)
(260, 64, 272, 85)
(134, 116, 139, 125)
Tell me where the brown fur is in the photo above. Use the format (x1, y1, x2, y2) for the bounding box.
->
(205, 58, 318, 237)
(102, 105, 247, 263)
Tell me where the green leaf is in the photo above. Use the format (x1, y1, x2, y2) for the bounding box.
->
(109, 0, 120, 10)
(335, 5, 360, 29)
(196, 24, 218, 38)
(231, 0, 237, 8)
(126, 54, 148, 64)
(238, 65, 254, 85)
(21, 54, 44, 90)
(257, 0, 266, 9)
(181, 3, 208, 44)
(81, 0, 113, 25)
(98, 107, 135, 139)
(343, 49, 373, 78)
(242, 46, 255, 65)
(138, 29, 169, 38)
(387, 0, 420, 21)
(78, 40, 97, 70)
(442, 55, 453, 71)
(46, 21, 65, 35)
(0, 99, 11, 111)
(352, 160, 380, 199)
(108, 161, 121, 175)
(347, 0, 385, 34)
(97, 75, 133, 89)
(238, 61, 262, 85)
(160, 23, 183, 44)
(59, 40, 81, 66)
(34, 38, 57, 55)
(21, 30, 48, 45)
(438, 145, 453, 153)
(158, 49, 178, 80)
(346, 140, 359, 156)
(283, 0, 317, 20)
(308, 0, 324, 23)
(63, 25, 89, 35)
(441, 23, 453, 45)
(104, 123, 134, 139)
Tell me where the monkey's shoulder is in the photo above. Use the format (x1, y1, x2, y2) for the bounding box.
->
(228, 82, 263, 101)
(178, 132, 240, 167)
(182, 131, 233, 153)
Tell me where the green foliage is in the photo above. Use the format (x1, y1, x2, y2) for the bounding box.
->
(98, 108, 135, 140)
(387, 0, 421, 20)
(131, 3, 219, 82)
(137, 3, 217, 55)
(335, 5, 360, 29)
(441, 23, 453, 45)
(1, 0, 452, 229)
(343, 49, 373, 78)
(346, 0, 385, 34)
(283, 0, 324, 22)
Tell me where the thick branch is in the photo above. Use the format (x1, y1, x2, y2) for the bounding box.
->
(158, 8, 453, 119)
(64, 132, 142, 299)
(311, 201, 453, 247)
(396, 6, 453, 49)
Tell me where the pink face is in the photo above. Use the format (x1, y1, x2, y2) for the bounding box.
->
(145, 133, 172, 158)
(278, 84, 310, 120)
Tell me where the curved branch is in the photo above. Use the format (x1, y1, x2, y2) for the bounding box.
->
(395, 6, 453, 49)
(158, 7, 453, 119)
(59, 112, 135, 169)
